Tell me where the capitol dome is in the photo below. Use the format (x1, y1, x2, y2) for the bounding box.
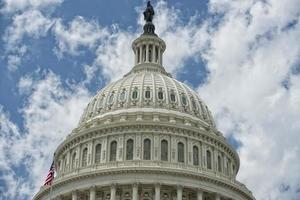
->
(33, 2, 255, 200)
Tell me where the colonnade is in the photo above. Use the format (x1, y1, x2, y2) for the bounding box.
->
(54, 184, 231, 200)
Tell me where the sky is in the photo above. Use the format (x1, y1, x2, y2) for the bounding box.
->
(0, 0, 300, 199)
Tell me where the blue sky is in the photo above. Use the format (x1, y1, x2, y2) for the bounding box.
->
(1, 0, 300, 199)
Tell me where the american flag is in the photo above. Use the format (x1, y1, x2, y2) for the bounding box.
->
(43, 161, 55, 186)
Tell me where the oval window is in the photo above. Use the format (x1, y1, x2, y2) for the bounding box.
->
(145, 90, 151, 99)
(181, 94, 188, 106)
(170, 92, 176, 102)
(192, 100, 197, 110)
(158, 91, 164, 100)
(119, 89, 127, 101)
(132, 89, 138, 99)
(108, 93, 114, 104)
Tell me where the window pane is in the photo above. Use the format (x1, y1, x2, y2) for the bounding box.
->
(145, 90, 151, 99)
(82, 148, 88, 167)
(126, 139, 134, 160)
(144, 139, 151, 160)
(218, 156, 222, 172)
(206, 150, 212, 169)
(110, 141, 117, 161)
(193, 146, 199, 165)
(178, 142, 184, 163)
(72, 153, 76, 169)
(95, 144, 102, 164)
(132, 90, 138, 99)
(158, 91, 163, 100)
(181, 95, 187, 106)
(170, 93, 176, 102)
(161, 140, 168, 161)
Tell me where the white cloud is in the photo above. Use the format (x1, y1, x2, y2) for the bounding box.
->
(3, 9, 54, 71)
(198, 0, 300, 199)
(53, 16, 109, 57)
(1, 0, 63, 13)
(0, 71, 91, 199)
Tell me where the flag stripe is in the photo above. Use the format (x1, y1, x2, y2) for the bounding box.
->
(43, 161, 55, 186)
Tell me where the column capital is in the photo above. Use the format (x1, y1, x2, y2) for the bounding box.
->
(132, 182, 139, 187)
(90, 185, 96, 190)
(177, 185, 183, 190)
(154, 183, 161, 188)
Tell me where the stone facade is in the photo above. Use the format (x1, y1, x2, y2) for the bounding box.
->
(33, 3, 255, 200)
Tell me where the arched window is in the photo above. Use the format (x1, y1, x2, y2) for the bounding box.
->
(82, 148, 88, 167)
(119, 89, 127, 102)
(110, 141, 117, 161)
(145, 87, 151, 99)
(206, 150, 212, 169)
(132, 88, 138, 100)
(170, 92, 176, 102)
(178, 142, 184, 163)
(218, 155, 222, 172)
(161, 140, 168, 161)
(181, 94, 188, 106)
(126, 139, 134, 160)
(95, 144, 102, 164)
(158, 90, 164, 100)
(71, 152, 76, 169)
(108, 93, 114, 104)
(193, 146, 199, 166)
(143, 139, 151, 160)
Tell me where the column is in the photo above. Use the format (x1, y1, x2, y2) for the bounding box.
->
(215, 193, 221, 200)
(152, 44, 156, 63)
(110, 184, 116, 200)
(135, 47, 138, 65)
(155, 184, 160, 200)
(139, 45, 143, 63)
(132, 183, 138, 200)
(72, 191, 77, 200)
(197, 190, 203, 200)
(146, 44, 149, 62)
(90, 186, 96, 200)
(177, 186, 182, 200)
(158, 48, 161, 65)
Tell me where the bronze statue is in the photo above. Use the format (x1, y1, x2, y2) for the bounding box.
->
(143, 1, 155, 23)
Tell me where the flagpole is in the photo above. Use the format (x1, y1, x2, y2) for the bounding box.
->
(48, 154, 55, 200)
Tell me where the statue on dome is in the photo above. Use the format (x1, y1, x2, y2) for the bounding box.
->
(143, 1, 155, 23)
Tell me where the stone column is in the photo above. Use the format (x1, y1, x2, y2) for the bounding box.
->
(152, 44, 156, 63)
(177, 186, 182, 200)
(132, 183, 138, 200)
(90, 186, 96, 200)
(135, 47, 138, 65)
(110, 184, 116, 200)
(72, 191, 77, 200)
(155, 184, 160, 200)
(146, 44, 149, 62)
(139, 45, 143, 63)
(197, 190, 203, 200)
(158, 48, 161, 65)
(215, 193, 221, 200)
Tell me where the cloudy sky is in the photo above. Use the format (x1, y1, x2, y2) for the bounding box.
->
(0, 0, 300, 199)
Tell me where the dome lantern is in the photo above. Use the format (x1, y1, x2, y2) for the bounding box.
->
(130, 1, 168, 76)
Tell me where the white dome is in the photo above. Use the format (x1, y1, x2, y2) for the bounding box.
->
(78, 62, 216, 129)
